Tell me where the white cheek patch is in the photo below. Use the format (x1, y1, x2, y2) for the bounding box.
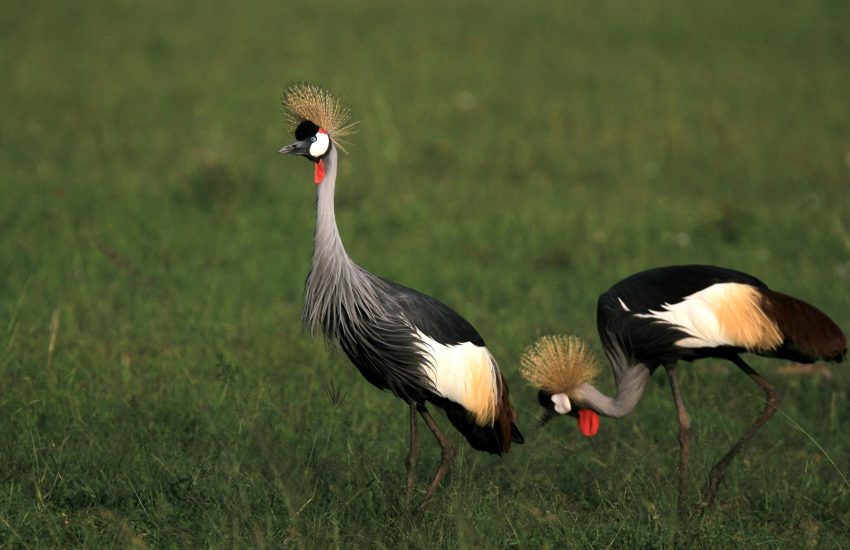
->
(551, 393, 572, 414)
(309, 131, 330, 157)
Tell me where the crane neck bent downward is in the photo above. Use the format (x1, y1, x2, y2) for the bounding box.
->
(572, 363, 651, 418)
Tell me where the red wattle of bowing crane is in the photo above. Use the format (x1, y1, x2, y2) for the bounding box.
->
(522, 264, 846, 517)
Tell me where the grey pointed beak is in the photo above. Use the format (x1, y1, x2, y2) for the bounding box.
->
(279, 139, 310, 156)
(538, 407, 557, 428)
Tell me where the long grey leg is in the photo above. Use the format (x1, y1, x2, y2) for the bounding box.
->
(703, 355, 781, 510)
(665, 363, 691, 519)
(404, 399, 419, 512)
(417, 404, 456, 511)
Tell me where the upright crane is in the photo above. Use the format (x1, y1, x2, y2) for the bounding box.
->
(521, 264, 845, 517)
(278, 83, 523, 511)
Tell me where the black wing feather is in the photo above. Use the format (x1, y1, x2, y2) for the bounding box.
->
(607, 265, 767, 314)
(378, 277, 486, 347)
(598, 265, 768, 368)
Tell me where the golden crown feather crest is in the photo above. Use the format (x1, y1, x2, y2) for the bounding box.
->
(282, 82, 358, 152)
(520, 334, 600, 393)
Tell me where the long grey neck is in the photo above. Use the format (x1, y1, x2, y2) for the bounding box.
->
(302, 145, 381, 339)
(573, 363, 651, 418)
(313, 146, 346, 264)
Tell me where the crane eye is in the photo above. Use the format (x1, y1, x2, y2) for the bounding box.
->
(309, 131, 330, 157)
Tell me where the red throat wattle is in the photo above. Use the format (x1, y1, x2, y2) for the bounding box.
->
(577, 409, 600, 437)
(314, 160, 325, 184)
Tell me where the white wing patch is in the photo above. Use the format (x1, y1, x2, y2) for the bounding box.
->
(635, 282, 781, 350)
(416, 331, 499, 426)
(618, 297, 630, 311)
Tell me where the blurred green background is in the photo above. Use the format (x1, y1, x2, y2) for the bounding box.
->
(2, 0, 849, 546)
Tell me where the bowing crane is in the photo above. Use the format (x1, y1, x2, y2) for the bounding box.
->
(521, 264, 846, 516)
(278, 83, 523, 511)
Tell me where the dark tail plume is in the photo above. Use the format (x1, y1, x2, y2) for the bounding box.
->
(761, 289, 847, 363)
(496, 371, 524, 449)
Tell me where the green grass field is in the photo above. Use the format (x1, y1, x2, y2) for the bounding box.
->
(2, 0, 849, 546)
